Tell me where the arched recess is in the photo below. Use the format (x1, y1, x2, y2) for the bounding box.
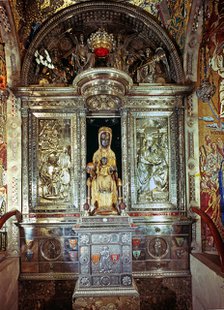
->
(21, 0, 185, 86)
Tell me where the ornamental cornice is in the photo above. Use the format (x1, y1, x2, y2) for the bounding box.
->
(15, 86, 78, 98)
(129, 84, 193, 96)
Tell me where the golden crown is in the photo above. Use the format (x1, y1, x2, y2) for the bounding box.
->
(88, 28, 114, 52)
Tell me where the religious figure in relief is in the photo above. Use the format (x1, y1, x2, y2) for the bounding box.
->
(38, 119, 71, 202)
(86, 127, 123, 215)
(99, 246, 112, 273)
(136, 124, 168, 202)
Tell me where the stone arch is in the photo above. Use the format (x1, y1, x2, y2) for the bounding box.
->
(21, 1, 185, 86)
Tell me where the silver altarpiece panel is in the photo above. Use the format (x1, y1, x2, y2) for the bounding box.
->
(129, 111, 178, 210)
(17, 86, 191, 288)
(28, 110, 78, 212)
(21, 92, 186, 215)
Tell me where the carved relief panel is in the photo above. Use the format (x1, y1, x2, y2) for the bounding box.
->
(28, 111, 78, 212)
(129, 111, 181, 210)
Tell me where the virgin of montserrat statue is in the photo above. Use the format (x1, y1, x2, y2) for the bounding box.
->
(85, 126, 125, 215)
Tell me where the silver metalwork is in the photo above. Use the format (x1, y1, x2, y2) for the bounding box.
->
(28, 111, 77, 212)
(120, 107, 129, 206)
(21, 106, 29, 215)
(129, 111, 179, 210)
(76, 216, 133, 289)
(15, 3, 193, 294)
(79, 110, 87, 210)
(17, 83, 190, 215)
(74, 68, 133, 109)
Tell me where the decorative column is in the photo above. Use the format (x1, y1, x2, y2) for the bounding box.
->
(79, 108, 87, 211)
(120, 106, 129, 207)
(21, 105, 29, 217)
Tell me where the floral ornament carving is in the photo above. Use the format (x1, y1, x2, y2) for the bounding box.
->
(87, 95, 119, 111)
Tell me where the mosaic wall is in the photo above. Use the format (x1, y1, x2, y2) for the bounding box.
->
(12, 0, 190, 54)
(0, 37, 7, 216)
(198, 0, 224, 251)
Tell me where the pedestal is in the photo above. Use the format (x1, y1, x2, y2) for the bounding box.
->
(72, 216, 140, 309)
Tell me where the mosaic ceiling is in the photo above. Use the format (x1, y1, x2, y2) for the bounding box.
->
(11, 0, 191, 53)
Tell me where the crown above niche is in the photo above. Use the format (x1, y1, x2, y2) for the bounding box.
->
(29, 24, 173, 88)
(73, 67, 133, 110)
(22, 2, 185, 86)
(88, 28, 115, 58)
(73, 29, 133, 108)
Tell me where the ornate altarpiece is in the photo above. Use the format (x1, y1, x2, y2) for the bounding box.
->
(19, 85, 188, 216)
(17, 2, 193, 309)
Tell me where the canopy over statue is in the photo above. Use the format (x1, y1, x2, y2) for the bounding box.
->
(85, 126, 125, 215)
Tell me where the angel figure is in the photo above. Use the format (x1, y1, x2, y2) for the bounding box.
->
(71, 34, 95, 72)
(137, 47, 171, 83)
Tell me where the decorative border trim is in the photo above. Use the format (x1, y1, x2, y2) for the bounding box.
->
(19, 271, 191, 281)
